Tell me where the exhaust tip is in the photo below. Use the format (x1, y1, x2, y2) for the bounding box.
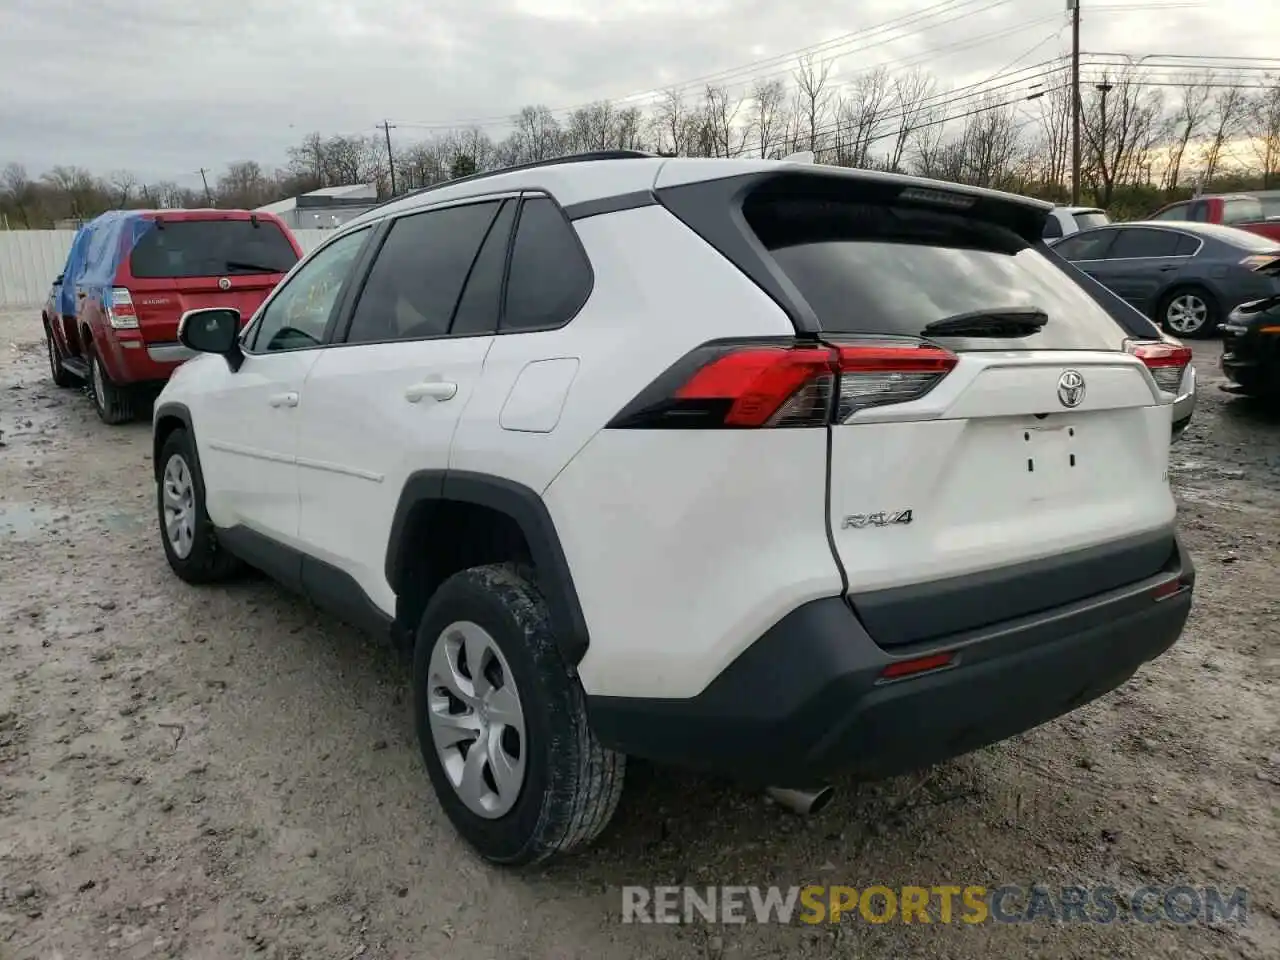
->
(766, 785, 835, 816)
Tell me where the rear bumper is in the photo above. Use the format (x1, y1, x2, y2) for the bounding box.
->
(587, 537, 1194, 786)
(98, 334, 191, 385)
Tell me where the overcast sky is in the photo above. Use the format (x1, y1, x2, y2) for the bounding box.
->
(0, 0, 1274, 185)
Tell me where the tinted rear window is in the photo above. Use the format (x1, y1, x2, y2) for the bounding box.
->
(1073, 210, 1109, 230)
(129, 219, 299, 279)
(745, 194, 1128, 350)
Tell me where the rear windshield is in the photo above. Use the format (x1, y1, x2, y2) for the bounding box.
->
(1222, 197, 1264, 225)
(744, 192, 1129, 350)
(129, 219, 299, 279)
(1073, 210, 1109, 231)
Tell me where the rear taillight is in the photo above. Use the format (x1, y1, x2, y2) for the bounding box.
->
(1239, 254, 1280, 271)
(1125, 339, 1192, 395)
(608, 339, 957, 429)
(106, 287, 138, 329)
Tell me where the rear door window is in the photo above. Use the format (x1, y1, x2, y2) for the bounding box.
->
(746, 194, 1127, 350)
(130, 219, 299, 279)
(1151, 203, 1188, 221)
(1053, 230, 1117, 261)
(1223, 197, 1264, 225)
(1042, 214, 1063, 240)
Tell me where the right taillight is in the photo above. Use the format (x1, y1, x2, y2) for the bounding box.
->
(1125, 339, 1192, 395)
(607, 338, 957, 429)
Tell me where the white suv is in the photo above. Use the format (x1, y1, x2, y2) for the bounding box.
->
(152, 152, 1196, 865)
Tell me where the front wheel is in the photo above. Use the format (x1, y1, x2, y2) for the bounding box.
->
(88, 349, 136, 424)
(413, 564, 625, 865)
(1160, 288, 1219, 339)
(156, 428, 243, 583)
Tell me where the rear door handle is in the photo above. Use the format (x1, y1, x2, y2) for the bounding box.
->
(268, 391, 299, 408)
(405, 381, 458, 403)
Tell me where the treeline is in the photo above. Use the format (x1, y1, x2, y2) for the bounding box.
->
(3, 59, 1279, 229)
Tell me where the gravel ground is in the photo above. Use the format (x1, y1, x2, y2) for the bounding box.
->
(1, 308, 1277, 960)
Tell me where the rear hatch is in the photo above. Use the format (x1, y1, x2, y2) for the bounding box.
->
(122, 215, 300, 342)
(738, 176, 1180, 647)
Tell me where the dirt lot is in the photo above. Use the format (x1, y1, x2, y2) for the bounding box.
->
(1, 308, 1277, 960)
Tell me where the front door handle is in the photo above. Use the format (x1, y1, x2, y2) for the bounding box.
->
(268, 391, 299, 408)
(405, 381, 458, 403)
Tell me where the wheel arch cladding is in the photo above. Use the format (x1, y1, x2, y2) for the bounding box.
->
(386, 470, 590, 666)
(152, 403, 194, 482)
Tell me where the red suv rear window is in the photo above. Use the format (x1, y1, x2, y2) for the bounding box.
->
(129, 219, 298, 279)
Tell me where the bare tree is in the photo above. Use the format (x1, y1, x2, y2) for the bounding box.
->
(108, 170, 137, 207)
(1161, 73, 1213, 194)
(700, 84, 749, 157)
(960, 95, 1022, 189)
(749, 78, 788, 158)
(1033, 77, 1073, 193)
(651, 88, 698, 156)
(1082, 70, 1163, 206)
(833, 66, 893, 168)
(510, 105, 563, 162)
(907, 105, 949, 179)
(1248, 76, 1280, 188)
(1, 163, 36, 226)
(1200, 76, 1249, 184)
(793, 55, 835, 155)
(887, 68, 937, 173)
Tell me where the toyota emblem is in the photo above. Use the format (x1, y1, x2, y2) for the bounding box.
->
(217, 277, 231, 291)
(1057, 369, 1086, 408)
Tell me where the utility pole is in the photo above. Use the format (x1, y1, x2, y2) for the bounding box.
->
(1070, 0, 1081, 204)
(198, 168, 214, 207)
(1096, 78, 1113, 203)
(382, 121, 398, 197)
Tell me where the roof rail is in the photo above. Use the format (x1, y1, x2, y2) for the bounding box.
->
(370, 149, 659, 213)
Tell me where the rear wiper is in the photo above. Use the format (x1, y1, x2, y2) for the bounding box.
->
(224, 259, 287, 273)
(921, 306, 1048, 338)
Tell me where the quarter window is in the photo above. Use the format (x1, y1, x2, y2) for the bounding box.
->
(501, 197, 593, 332)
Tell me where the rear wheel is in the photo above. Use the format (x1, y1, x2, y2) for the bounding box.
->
(88, 349, 136, 424)
(44, 322, 78, 388)
(1160, 287, 1219, 339)
(413, 563, 625, 865)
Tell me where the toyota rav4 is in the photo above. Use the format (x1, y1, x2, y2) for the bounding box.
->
(151, 152, 1195, 865)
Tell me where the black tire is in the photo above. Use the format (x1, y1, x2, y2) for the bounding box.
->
(1158, 286, 1220, 339)
(413, 563, 625, 865)
(87, 348, 136, 424)
(44, 321, 78, 388)
(156, 428, 243, 583)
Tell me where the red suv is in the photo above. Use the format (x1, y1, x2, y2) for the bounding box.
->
(1148, 193, 1280, 243)
(45, 209, 302, 424)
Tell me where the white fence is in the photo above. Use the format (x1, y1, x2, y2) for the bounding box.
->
(0, 229, 332, 310)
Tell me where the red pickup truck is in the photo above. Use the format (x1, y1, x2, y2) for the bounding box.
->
(1148, 193, 1280, 242)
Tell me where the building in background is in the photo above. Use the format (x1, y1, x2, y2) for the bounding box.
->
(255, 184, 378, 230)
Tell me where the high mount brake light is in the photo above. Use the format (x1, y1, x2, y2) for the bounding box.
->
(608, 340, 957, 429)
(1124, 339, 1192, 395)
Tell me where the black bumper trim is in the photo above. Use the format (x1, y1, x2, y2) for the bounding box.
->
(587, 538, 1194, 786)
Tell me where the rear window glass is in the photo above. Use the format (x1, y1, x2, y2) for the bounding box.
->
(1223, 197, 1264, 225)
(1073, 210, 1109, 230)
(1262, 196, 1280, 219)
(745, 194, 1128, 350)
(129, 219, 299, 279)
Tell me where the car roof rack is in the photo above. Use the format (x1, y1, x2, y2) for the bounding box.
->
(371, 149, 659, 213)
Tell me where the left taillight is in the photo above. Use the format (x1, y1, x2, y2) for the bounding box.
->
(607, 339, 957, 429)
(1125, 339, 1192, 395)
(106, 287, 138, 329)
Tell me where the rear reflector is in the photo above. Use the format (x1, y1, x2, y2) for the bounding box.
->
(107, 287, 138, 330)
(879, 651, 956, 680)
(1125, 339, 1192, 395)
(609, 339, 956, 430)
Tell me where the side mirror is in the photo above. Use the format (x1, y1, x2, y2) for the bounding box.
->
(179, 308, 244, 372)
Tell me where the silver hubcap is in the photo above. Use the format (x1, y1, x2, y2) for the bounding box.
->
(427, 621, 527, 819)
(161, 454, 196, 559)
(91, 355, 107, 408)
(1166, 294, 1208, 334)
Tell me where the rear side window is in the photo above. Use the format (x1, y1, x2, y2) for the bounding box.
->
(1041, 215, 1063, 240)
(451, 200, 516, 337)
(129, 219, 298, 279)
(345, 200, 501, 344)
(1189, 201, 1209, 222)
(1151, 203, 1188, 221)
(745, 194, 1128, 349)
(501, 197, 592, 332)
(1108, 228, 1183, 259)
